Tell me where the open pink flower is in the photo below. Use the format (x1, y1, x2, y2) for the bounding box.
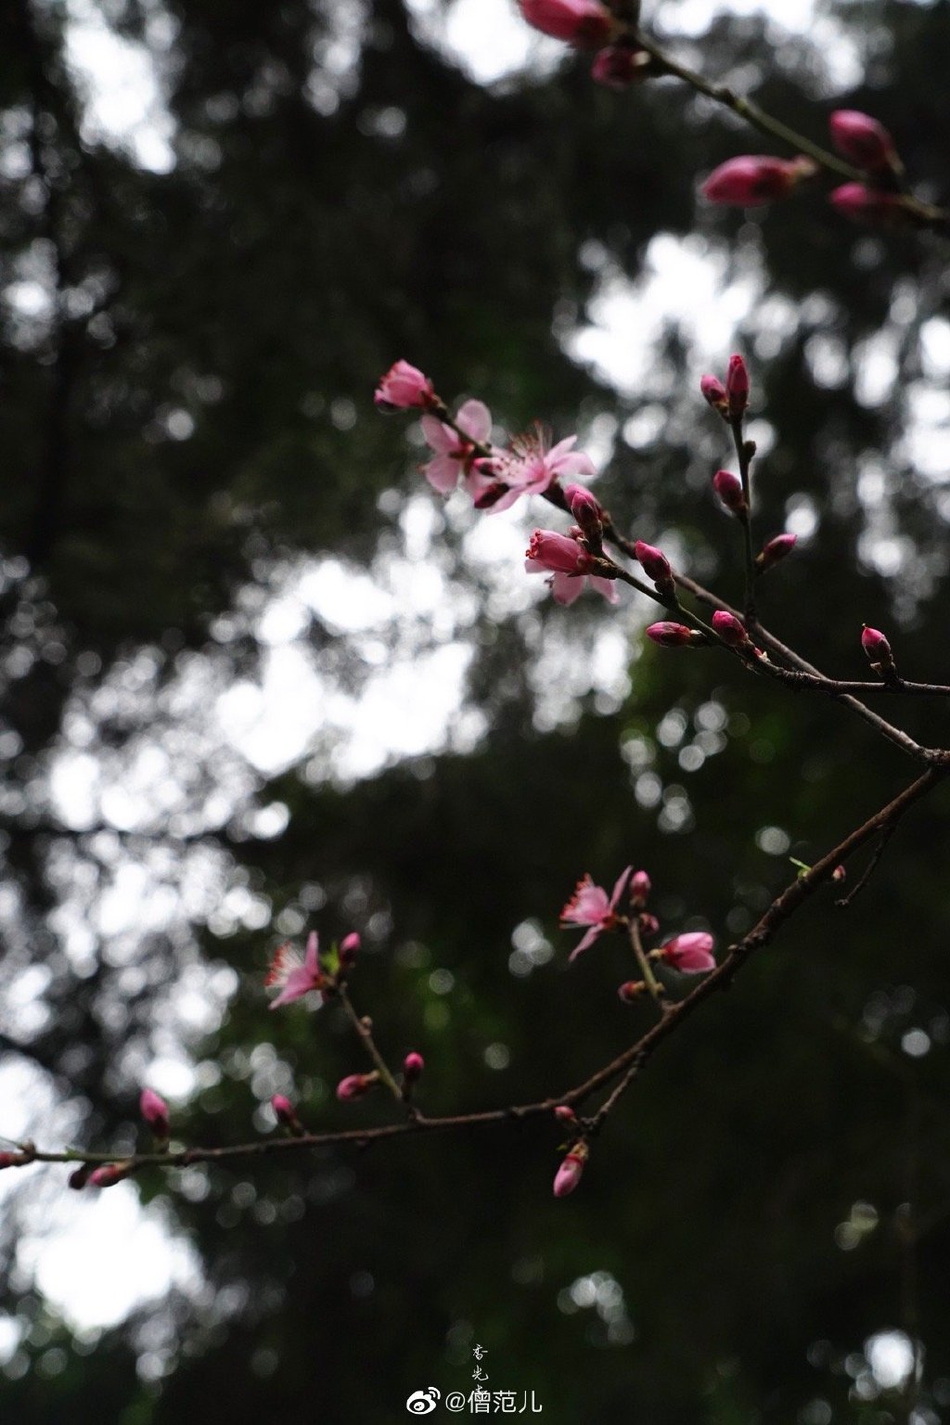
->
(481, 427, 596, 514)
(419, 399, 493, 495)
(525, 528, 617, 605)
(561, 866, 632, 960)
(659, 932, 716, 974)
(266, 931, 326, 1010)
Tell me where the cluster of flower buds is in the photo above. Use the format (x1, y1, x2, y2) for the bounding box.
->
(701, 354, 750, 421)
(861, 625, 898, 680)
(702, 111, 906, 225)
(517, 1, 660, 90)
(561, 866, 716, 983)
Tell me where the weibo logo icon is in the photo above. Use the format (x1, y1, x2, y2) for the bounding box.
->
(406, 1386, 441, 1414)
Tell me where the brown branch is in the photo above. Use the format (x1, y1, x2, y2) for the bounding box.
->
(14, 765, 945, 1178)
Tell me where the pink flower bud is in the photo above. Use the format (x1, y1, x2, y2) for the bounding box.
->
(757, 532, 797, 570)
(713, 468, 746, 513)
(630, 869, 651, 908)
(140, 1088, 170, 1141)
(0, 1152, 25, 1169)
(660, 932, 716, 974)
(646, 622, 700, 648)
(554, 1104, 577, 1123)
(336, 1072, 377, 1102)
(832, 865, 847, 883)
(726, 354, 750, 419)
(591, 44, 651, 88)
(402, 1052, 425, 1084)
(339, 931, 361, 968)
(712, 610, 750, 648)
(271, 1094, 304, 1135)
(519, 0, 614, 48)
(861, 626, 897, 677)
(374, 360, 436, 412)
(829, 110, 898, 172)
(525, 528, 592, 576)
(701, 374, 728, 413)
(564, 484, 604, 543)
(88, 1164, 130, 1188)
(617, 980, 647, 1002)
(702, 155, 815, 206)
(830, 184, 903, 225)
(638, 912, 659, 936)
(634, 541, 674, 591)
(553, 1143, 588, 1198)
(68, 1165, 92, 1190)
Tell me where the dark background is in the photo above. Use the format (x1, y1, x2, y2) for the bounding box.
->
(1, 0, 950, 1420)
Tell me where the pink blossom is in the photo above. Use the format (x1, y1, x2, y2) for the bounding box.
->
(140, 1088, 170, 1140)
(713, 469, 746, 513)
(519, 0, 614, 48)
(712, 610, 750, 647)
(374, 360, 436, 411)
(525, 528, 618, 606)
(553, 1144, 588, 1197)
(726, 354, 750, 418)
(829, 110, 897, 172)
(659, 932, 716, 974)
(485, 427, 596, 514)
(554, 1104, 577, 1123)
(757, 532, 797, 570)
(702, 155, 815, 206)
(336, 1072, 377, 1102)
(266, 931, 326, 1010)
(419, 399, 493, 495)
(591, 45, 652, 88)
(646, 621, 699, 648)
(561, 865, 632, 960)
(635, 540, 674, 592)
(830, 184, 903, 224)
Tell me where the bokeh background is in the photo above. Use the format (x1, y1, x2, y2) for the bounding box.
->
(2, 0, 950, 1420)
